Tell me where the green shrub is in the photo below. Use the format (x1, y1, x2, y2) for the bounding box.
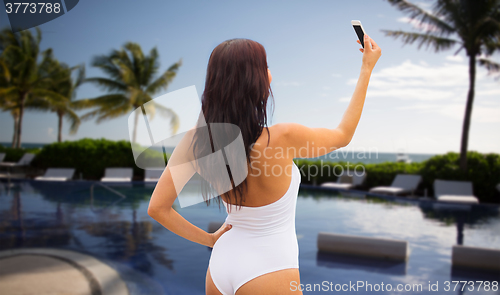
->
(31, 138, 165, 180)
(5, 139, 499, 203)
(0, 145, 41, 162)
(297, 151, 500, 204)
(419, 151, 500, 203)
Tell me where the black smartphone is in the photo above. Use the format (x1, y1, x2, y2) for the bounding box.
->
(351, 20, 367, 48)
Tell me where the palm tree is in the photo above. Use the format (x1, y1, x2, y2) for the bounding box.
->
(383, 0, 500, 171)
(76, 42, 182, 143)
(0, 27, 63, 148)
(0, 57, 18, 147)
(39, 58, 85, 142)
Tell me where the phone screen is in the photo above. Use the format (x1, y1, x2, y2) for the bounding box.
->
(353, 25, 364, 48)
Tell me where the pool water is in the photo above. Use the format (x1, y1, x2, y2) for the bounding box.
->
(0, 181, 499, 294)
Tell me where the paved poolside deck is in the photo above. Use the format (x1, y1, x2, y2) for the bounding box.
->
(0, 248, 129, 295)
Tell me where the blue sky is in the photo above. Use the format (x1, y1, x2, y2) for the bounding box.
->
(0, 0, 499, 154)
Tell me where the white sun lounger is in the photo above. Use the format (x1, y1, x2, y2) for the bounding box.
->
(0, 153, 5, 163)
(35, 168, 75, 182)
(0, 153, 36, 179)
(0, 153, 35, 168)
(144, 168, 163, 183)
(369, 174, 421, 196)
(434, 179, 479, 204)
(101, 168, 133, 182)
(496, 183, 500, 192)
(321, 171, 367, 190)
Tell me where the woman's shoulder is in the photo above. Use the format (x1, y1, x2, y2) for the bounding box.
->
(269, 123, 302, 136)
(253, 123, 305, 152)
(268, 123, 308, 144)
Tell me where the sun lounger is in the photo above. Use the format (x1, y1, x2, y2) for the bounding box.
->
(0, 153, 5, 163)
(0, 153, 35, 179)
(35, 168, 75, 181)
(369, 174, 421, 196)
(321, 171, 366, 190)
(434, 179, 479, 204)
(0, 153, 35, 168)
(144, 168, 163, 183)
(101, 168, 133, 182)
(496, 183, 500, 192)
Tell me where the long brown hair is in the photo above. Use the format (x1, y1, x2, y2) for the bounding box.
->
(193, 38, 273, 211)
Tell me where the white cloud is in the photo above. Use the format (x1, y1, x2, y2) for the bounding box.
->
(350, 59, 500, 123)
(331, 73, 342, 78)
(397, 16, 439, 32)
(445, 55, 464, 63)
(415, 1, 433, 9)
(338, 96, 350, 102)
(397, 103, 500, 123)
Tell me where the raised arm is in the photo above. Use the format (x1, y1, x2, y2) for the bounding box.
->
(281, 35, 381, 159)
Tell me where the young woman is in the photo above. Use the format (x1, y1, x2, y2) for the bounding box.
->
(148, 35, 381, 295)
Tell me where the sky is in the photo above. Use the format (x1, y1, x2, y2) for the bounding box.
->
(0, 0, 499, 154)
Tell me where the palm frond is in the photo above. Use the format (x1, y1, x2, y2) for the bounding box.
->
(149, 102, 180, 134)
(479, 57, 500, 73)
(382, 30, 459, 51)
(95, 103, 132, 123)
(64, 109, 81, 134)
(91, 53, 124, 81)
(0, 59, 11, 81)
(387, 0, 456, 35)
(143, 47, 160, 85)
(146, 59, 182, 94)
(73, 94, 128, 110)
(84, 77, 128, 92)
(31, 88, 68, 102)
(0, 86, 18, 97)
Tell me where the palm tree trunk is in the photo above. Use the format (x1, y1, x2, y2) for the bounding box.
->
(58, 112, 63, 142)
(16, 93, 26, 149)
(459, 54, 476, 172)
(132, 109, 139, 143)
(11, 113, 19, 148)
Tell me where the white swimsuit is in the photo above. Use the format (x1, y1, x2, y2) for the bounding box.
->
(208, 162, 301, 295)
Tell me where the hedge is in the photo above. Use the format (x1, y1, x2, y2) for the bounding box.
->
(0, 145, 41, 162)
(2, 139, 499, 203)
(30, 138, 164, 180)
(296, 151, 500, 204)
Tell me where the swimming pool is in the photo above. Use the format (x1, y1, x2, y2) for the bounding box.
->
(0, 180, 499, 294)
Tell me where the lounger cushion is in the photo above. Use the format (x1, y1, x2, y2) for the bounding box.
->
(369, 186, 407, 195)
(321, 183, 353, 189)
(101, 168, 133, 182)
(437, 195, 479, 204)
(34, 177, 69, 182)
(101, 177, 131, 182)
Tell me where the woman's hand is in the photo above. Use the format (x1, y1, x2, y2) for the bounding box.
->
(357, 35, 381, 72)
(209, 223, 232, 248)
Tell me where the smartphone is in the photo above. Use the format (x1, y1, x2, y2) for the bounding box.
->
(351, 20, 367, 48)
